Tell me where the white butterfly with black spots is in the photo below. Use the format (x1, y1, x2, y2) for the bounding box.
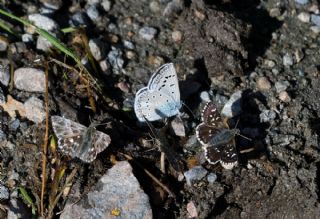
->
(134, 63, 182, 122)
(51, 116, 111, 163)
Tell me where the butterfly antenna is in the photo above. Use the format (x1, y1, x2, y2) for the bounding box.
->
(181, 102, 196, 119)
(234, 118, 252, 141)
(143, 116, 157, 139)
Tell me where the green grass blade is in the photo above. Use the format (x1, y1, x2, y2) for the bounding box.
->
(18, 187, 37, 215)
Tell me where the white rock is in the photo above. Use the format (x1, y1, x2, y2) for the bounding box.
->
(28, 14, 59, 32)
(139, 27, 157, 40)
(0, 64, 10, 86)
(24, 96, 46, 123)
(297, 12, 310, 23)
(60, 161, 152, 219)
(14, 68, 45, 92)
(221, 91, 242, 118)
(89, 39, 106, 61)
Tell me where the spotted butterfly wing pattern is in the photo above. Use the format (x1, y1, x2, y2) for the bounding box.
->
(51, 116, 111, 163)
(134, 63, 182, 122)
(196, 102, 238, 169)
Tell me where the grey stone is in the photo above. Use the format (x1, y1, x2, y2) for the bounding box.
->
(311, 14, 320, 27)
(24, 96, 46, 123)
(70, 12, 91, 26)
(297, 12, 310, 23)
(207, 173, 217, 183)
(283, 53, 293, 66)
(8, 119, 20, 131)
(0, 86, 5, 104)
(139, 27, 157, 40)
(221, 91, 242, 118)
(14, 68, 45, 92)
(36, 35, 53, 52)
(123, 40, 135, 50)
(108, 48, 124, 74)
(0, 37, 8, 51)
(86, 4, 100, 21)
(260, 110, 276, 123)
(200, 91, 210, 102)
(40, 0, 63, 10)
(295, 0, 309, 4)
(89, 39, 106, 61)
(184, 166, 208, 186)
(0, 64, 10, 86)
(150, 1, 161, 13)
(101, 0, 112, 12)
(170, 117, 186, 137)
(0, 184, 9, 200)
(21, 34, 33, 43)
(310, 26, 320, 34)
(28, 14, 59, 32)
(275, 80, 290, 93)
(60, 161, 152, 219)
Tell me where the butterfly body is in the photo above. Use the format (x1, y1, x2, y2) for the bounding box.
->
(134, 63, 181, 122)
(208, 128, 239, 146)
(51, 116, 111, 163)
(196, 102, 238, 169)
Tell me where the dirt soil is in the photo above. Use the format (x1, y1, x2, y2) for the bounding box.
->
(1, 0, 320, 218)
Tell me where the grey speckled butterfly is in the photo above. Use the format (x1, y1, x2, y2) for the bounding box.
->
(134, 63, 181, 122)
(51, 116, 111, 163)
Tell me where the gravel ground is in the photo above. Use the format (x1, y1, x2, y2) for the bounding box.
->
(0, 0, 320, 218)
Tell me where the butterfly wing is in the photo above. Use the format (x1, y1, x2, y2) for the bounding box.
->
(196, 123, 221, 145)
(51, 116, 87, 158)
(148, 63, 181, 104)
(204, 140, 238, 169)
(134, 87, 180, 122)
(196, 102, 225, 145)
(80, 129, 111, 163)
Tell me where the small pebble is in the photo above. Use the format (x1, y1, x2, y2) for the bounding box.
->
(170, 117, 186, 137)
(221, 91, 242, 118)
(149, 1, 160, 13)
(200, 91, 210, 102)
(28, 13, 59, 32)
(264, 59, 276, 68)
(279, 91, 291, 102)
(37, 35, 53, 52)
(311, 14, 320, 26)
(123, 40, 135, 50)
(257, 77, 272, 91)
(24, 96, 46, 123)
(8, 118, 20, 131)
(0, 184, 9, 200)
(207, 173, 217, 183)
(0, 37, 8, 51)
(295, 0, 309, 5)
(108, 48, 124, 75)
(260, 110, 276, 123)
(126, 51, 136, 60)
(86, 4, 100, 21)
(99, 58, 111, 75)
(14, 68, 45, 92)
(295, 49, 304, 63)
(101, 0, 111, 12)
(0, 64, 10, 86)
(40, 0, 63, 10)
(184, 166, 208, 186)
(297, 12, 310, 23)
(172, 30, 182, 42)
(21, 34, 33, 43)
(310, 25, 320, 33)
(139, 27, 157, 40)
(270, 8, 281, 17)
(186, 201, 198, 218)
(283, 53, 294, 67)
(148, 55, 165, 68)
(70, 12, 91, 26)
(89, 39, 106, 61)
(275, 80, 290, 93)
